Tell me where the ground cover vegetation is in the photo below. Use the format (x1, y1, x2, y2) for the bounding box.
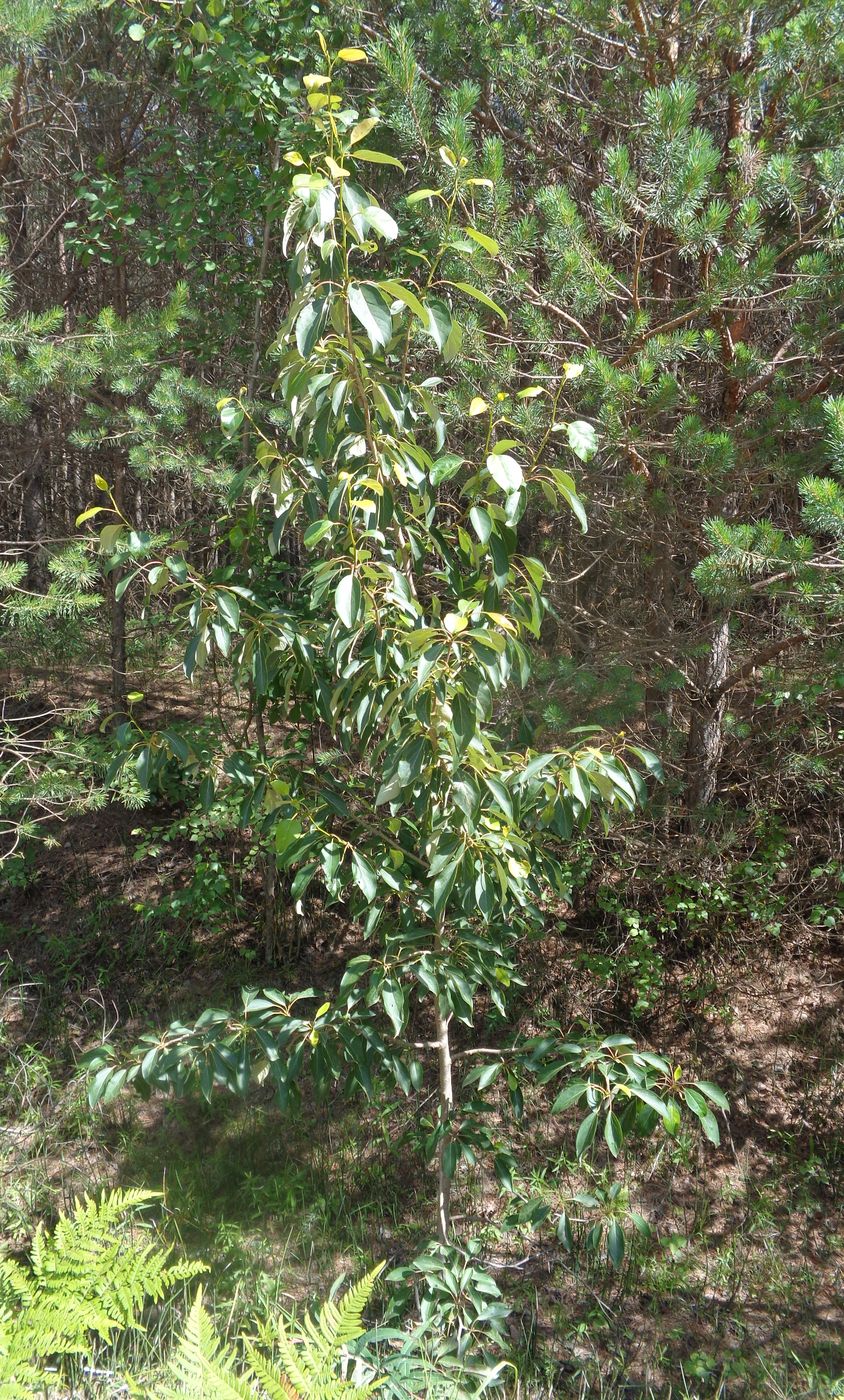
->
(1, 0, 843, 1394)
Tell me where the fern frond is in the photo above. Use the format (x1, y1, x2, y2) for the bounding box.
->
(273, 1264, 386, 1396)
(154, 1288, 257, 1400)
(241, 1348, 301, 1400)
(160, 1267, 386, 1400)
(0, 1188, 206, 1394)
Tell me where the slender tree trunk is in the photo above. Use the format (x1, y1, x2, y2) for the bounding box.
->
(684, 614, 730, 809)
(434, 909, 454, 1244)
(435, 999, 454, 1244)
(254, 703, 280, 963)
(22, 407, 48, 592)
(108, 571, 128, 717)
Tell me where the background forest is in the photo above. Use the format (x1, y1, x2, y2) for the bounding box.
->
(1, 0, 843, 1394)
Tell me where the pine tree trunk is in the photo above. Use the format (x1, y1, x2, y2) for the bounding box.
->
(21, 409, 48, 593)
(685, 615, 730, 810)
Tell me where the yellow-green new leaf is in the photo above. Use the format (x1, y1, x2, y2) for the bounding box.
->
(352, 149, 406, 170)
(349, 117, 379, 146)
(76, 506, 106, 525)
(445, 280, 507, 324)
(465, 227, 499, 256)
(377, 278, 428, 323)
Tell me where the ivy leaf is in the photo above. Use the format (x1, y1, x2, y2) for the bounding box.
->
(349, 283, 393, 350)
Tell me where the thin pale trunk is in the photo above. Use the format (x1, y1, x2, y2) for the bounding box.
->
(108, 262, 129, 721)
(109, 571, 128, 718)
(435, 997, 454, 1244)
(434, 910, 454, 1244)
(107, 445, 128, 720)
(254, 704, 279, 963)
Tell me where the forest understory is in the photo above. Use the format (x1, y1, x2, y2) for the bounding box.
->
(3, 676, 843, 1399)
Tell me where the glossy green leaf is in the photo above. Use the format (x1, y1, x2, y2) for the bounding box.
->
(349, 282, 393, 350)
(445, 280, 507, 323)
(465, 227, 499, 256)
(575, 1110, 599, 1157)
(351, 850, 377, 902)
(567, 419, 598, 462)
(334, 573, 362, 627)
(295, 297, 327, 355)
(486, 453, 524, 492)
(423, 296, 453, 351)
(363, 205, 399, 242)
(607, 1220, 625, 1267)
(551, 1078, 589, 1114)
(352, 148, 406, 169)
(430, 453, 464, 486)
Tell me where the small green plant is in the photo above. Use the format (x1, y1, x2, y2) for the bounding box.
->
(385, 1240, 511, 1390)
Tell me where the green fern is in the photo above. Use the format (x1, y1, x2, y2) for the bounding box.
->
(0, 1188, 205, 1399)
(155, 1291, 256, 1400)
(157, 1264, 386, 1400)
